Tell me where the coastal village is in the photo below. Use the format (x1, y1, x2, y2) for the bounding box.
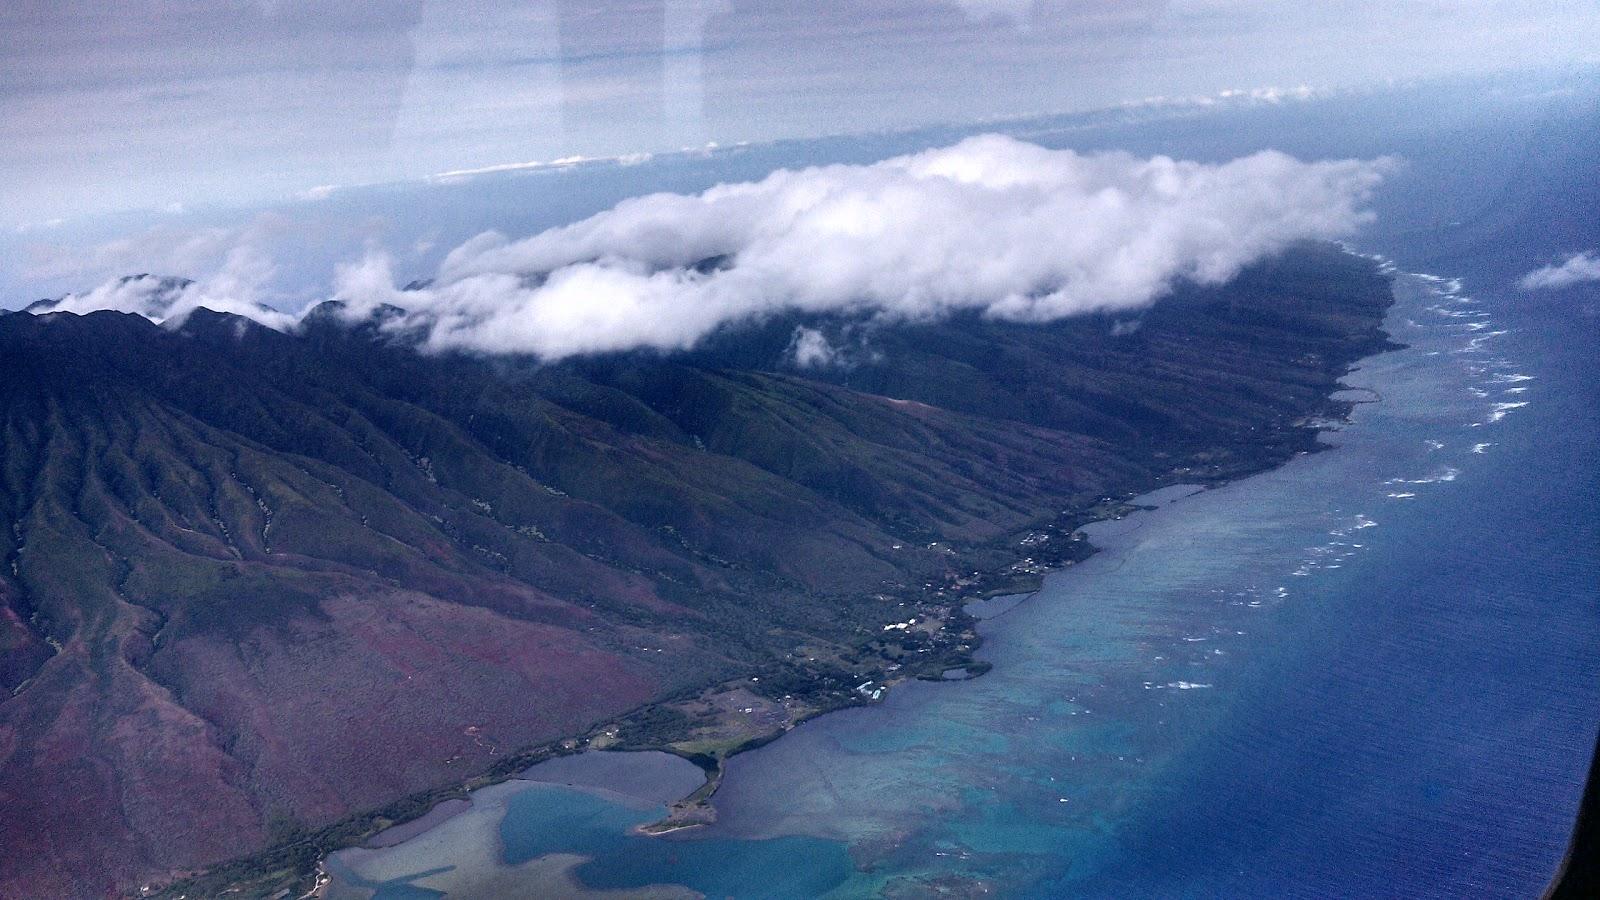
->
(583, 499, 1130, 835)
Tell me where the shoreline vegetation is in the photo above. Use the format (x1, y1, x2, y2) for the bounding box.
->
(152, 416, 1387, 900)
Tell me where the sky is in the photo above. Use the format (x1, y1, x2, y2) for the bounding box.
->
(4, 0, 1599, 228)
(2, 2, 1597, 350)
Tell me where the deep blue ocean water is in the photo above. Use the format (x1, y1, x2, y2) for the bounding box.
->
(329, 78, 1600, 898)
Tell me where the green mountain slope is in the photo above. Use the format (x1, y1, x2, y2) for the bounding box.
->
(0, 242, 1394, 896)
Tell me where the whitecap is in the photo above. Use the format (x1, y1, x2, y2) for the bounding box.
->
(1385, 467, 1459, 485)
(1486, 401, 1529, 423)
(1457, 331, 1509, 354)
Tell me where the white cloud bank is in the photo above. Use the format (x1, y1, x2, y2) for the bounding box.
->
(330, 136, 1389, 359)
(35, 135, 1390, 359)
(1519, 251, 1600, 290)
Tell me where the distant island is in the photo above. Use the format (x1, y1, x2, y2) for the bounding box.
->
(0, 242, 1395, 898)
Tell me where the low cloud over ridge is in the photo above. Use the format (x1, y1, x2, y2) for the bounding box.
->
(27, 250, 297, 331)
(45, 136, 1392, 359)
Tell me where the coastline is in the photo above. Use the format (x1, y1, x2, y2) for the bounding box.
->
(149, 260, 1400, 900)
(151, 480, 1275, 898)
(314, 453, 1371, 900)
(353, 459, 1373, 896)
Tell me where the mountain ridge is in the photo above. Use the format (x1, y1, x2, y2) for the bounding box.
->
(0, 241, 1396, 897)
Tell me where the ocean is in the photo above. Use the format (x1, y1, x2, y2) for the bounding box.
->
(328, 75, 1600, 899)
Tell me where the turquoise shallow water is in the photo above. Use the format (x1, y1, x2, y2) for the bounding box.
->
(697, 263, 1600, 898)
(500, 789, 852, 897)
